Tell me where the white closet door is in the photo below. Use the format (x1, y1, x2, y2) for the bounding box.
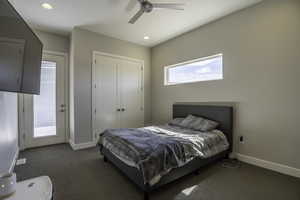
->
(119, 59, 144, 128)
(94, 55, 120, 134)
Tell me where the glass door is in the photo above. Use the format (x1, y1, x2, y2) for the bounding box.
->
(22, 53, 66, 148)
(34, 61, 57, 138)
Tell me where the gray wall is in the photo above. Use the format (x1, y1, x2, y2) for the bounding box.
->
(34, 30, 69, 53)
(70, 28, 151, 144)
(0, 92, 18, 176)
(151, 0, 300, 169)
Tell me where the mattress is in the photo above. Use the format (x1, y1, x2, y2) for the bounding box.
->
(100, 125, 229, 185)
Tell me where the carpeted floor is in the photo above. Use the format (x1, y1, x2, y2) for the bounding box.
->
(15, 144, 300, 200)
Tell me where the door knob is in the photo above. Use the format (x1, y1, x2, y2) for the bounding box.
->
(117, 108, 121, 112)
(60, 104, 65, 108)
(121, 108, 125, 112)
(60, 109, 65, 112)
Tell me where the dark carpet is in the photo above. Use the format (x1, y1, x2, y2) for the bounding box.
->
(15, 144, 300, 200)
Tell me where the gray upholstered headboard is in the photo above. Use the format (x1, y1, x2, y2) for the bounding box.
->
(173, 104, 233, 151)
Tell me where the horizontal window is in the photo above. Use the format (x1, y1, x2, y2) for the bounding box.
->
(164, 54, 223, 85)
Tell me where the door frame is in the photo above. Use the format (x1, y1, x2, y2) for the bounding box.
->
(18, 50, 69, 150)
(92, 51, 145, 142)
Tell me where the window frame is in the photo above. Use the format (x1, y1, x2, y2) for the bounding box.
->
(164, 53, 223, 86)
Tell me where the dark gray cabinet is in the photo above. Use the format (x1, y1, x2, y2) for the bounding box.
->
(0, 0, 43, 94)
(0, 38, 25, 91)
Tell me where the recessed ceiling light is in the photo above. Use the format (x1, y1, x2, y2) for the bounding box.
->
(144, 36, 150, 40)
(42, 3, 53, 10)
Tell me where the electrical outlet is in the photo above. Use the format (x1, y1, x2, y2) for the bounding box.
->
(16, 158, 26, 166)
(239, 136, 244, 144)
(239, 135, 245, 144)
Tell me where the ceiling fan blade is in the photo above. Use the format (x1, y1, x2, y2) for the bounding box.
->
(129, 8, 145, 24)
(152, 3, 185, 10)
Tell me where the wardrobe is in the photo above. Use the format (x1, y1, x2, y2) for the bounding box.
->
(92, 53, 144, 135)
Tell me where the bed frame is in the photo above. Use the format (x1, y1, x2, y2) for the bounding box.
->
(99, 104, 233, 200)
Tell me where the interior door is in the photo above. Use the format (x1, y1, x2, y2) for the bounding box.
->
(93, 53, 144, 137)
(93, 54, 119, 135)
(119, 59, 144, 128)
(22, 53, 66, 148)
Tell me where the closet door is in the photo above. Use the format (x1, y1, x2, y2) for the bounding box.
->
(94, 55, 120, 134)
(118, 59, 144, 128)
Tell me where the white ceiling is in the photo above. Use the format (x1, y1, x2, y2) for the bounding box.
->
(8, 0, 262, 47)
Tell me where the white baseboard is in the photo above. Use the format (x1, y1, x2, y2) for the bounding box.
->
(236, 153, 300, 178)
(69, 139, 97, 151)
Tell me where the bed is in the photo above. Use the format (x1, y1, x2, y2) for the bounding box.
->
(98, 104, 233, 200)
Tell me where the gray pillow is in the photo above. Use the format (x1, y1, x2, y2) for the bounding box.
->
(190, 117, 219, 132)
(168, 118, 185, 127)
(188, 117, 204, 129)
(178, 115, 197, 128)
(180, 114, 219, 132)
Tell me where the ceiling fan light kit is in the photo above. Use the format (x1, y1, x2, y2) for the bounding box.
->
(129, 0, 185, 24)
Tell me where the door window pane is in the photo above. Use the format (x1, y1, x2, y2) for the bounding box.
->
(165, 54, 223, 85)
(34, 61, 56, 138)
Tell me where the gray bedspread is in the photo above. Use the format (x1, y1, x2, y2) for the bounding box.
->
(100, 125, 229, 186)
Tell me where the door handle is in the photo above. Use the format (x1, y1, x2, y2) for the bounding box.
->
(117, 108, 121, 112)
(60, 104, 66, 108)
(121, 108, 125, 112)
(60, 109, 65, 112)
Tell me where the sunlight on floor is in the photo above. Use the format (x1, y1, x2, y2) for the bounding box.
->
(181, 185, 198, 196)
(175, 185, 199, 200)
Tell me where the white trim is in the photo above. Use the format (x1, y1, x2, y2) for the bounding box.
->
(8, 147, 19, 175)
(91, 51, 145, 142)
(236, 153, 300, 178)
(93, 51, 145, 64)
(43, 50, 68, 57)
(43, 51, 69, 143)
(69, 139, 97, 151)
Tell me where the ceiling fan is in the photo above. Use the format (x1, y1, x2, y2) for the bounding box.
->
(128, 0, 185, 24)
